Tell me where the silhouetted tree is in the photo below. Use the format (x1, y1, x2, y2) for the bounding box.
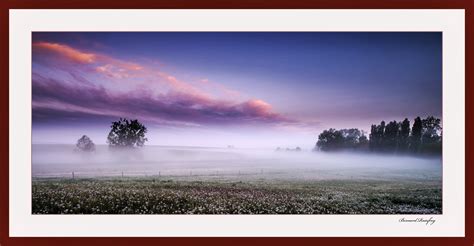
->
(410, 117, 422, 153)
(378, 121, 386, 150)
(369, 121, 385, 151)
(421, 116, 442, 154)
(76, 135, 95, 152)
(340, 128, 363, 148)
(316, 128, 345, 151)
(358, 135, 369, 150)
(369, 124, 377, 151)
(398, 118, 410, 152)
(384, 121, 400, 152)
(107, 118, 148, 148)
(316, 128, 367, 151)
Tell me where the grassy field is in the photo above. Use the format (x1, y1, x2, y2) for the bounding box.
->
(32, 177, 442, 214)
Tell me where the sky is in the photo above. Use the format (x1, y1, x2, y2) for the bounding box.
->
(32, 32, 442, 148)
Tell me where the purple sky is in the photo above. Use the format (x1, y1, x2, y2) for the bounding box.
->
(32, 32, 442, 148)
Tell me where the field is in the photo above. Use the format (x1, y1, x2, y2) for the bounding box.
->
(32, 145, 442, 214)
(32, 177, 441, 214)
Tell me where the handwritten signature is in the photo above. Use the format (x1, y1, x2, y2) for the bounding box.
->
(399, 217, 436, 225)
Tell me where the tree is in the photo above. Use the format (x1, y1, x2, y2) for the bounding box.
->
(369, 121, 385, 151)
(107, 118, 148, 148)
(384, 121, 400, 152)
(421, 116, 442, 154)
(316, 128, 345, 151)
(76, 135, 95, 152)
(340, 128, 363, 148)
(421, 116, 442, 143)
(377, 121, 386, 150)
(410, 117, 422, 153)
(358, 135, 369, 146)
(369, 124, 377, 151)
(398, 118, 410, 152)
(316, 128, 367, 151)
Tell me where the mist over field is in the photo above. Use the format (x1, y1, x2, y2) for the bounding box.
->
(32, 144, 442, 214)
(33, 144, 441, 181)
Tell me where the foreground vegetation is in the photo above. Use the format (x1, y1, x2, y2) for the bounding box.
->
(32, 177, 441, 214)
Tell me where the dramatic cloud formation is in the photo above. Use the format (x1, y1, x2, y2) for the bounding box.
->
(32, 41, 294, 128)
(33, 41, 241, 100)
(32, 74, 291, 127)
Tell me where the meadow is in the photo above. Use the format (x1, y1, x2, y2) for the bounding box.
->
(32, 176, 441, 214)
(32, 145, 442, 214)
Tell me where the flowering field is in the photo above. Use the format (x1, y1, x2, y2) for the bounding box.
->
(32, 177, 441, 214)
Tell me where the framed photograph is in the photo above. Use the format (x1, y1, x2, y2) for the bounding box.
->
(2, 1, 472, 246)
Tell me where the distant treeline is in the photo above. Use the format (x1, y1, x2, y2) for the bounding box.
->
(315, 116, 442, 155)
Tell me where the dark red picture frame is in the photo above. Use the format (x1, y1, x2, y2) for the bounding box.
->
(1, 0, 472, 245)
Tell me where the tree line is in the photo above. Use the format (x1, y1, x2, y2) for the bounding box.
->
(315, 116, 442, 155)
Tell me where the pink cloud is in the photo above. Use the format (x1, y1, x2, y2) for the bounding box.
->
(96, 55, 143, 78)
(33, 41, 211, 98)
(34, 42, 239, 99)
(196, 78, 242, 100)
(239, 99, 275, 117)
(33, 41, 244, 105)
(95, 64, 134, 79)
(33, 42, 97, 64)
(33, 41, 143, 78)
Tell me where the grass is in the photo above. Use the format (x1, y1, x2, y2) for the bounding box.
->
(32, 176, 441, 214)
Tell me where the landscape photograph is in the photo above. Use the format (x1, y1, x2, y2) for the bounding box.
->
(32, 32, 442, 214)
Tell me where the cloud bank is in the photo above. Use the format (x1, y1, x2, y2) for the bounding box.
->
(32, 41, 297, 128)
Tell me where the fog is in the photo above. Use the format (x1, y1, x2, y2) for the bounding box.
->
(32, 144, 441, 181)
(32, 125, 321, 149)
